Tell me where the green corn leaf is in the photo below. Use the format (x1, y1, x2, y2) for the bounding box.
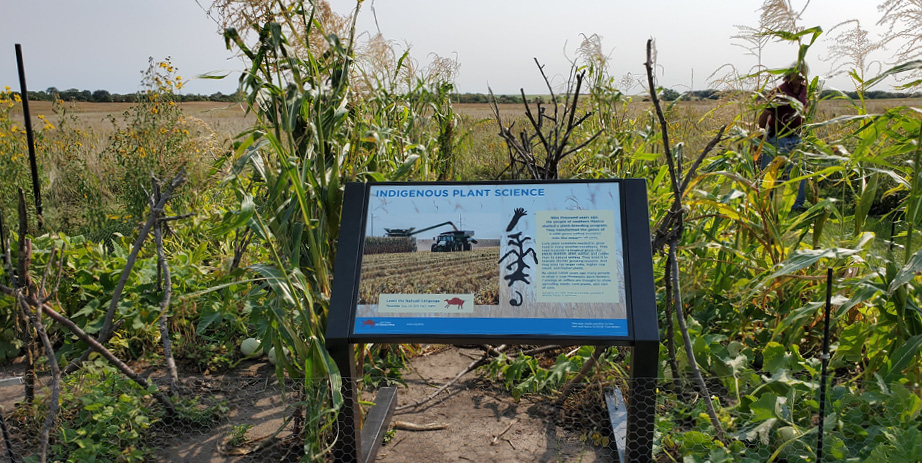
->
(249, 263, 299, 307)
(757, 248, 859, 290)
(864, 60, 922, 90)
(854, 173, 878, 235)
(888, 248, 922, 294)
(211, 195, 255, 236)
(197, 71, 232, 80)
(884, 334, 922, 383)
(389, 154, 420, 180)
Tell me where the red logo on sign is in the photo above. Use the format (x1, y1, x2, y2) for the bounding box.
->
(444, 297, 465, 310)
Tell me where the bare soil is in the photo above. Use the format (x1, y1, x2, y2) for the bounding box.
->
(372, 346, 610, 463)
(1, 346, 613, 462)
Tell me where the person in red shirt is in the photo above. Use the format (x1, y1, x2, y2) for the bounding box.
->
(758, 62, 809, 212)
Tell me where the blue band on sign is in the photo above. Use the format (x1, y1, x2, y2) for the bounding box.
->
(354, 317, 628, 337)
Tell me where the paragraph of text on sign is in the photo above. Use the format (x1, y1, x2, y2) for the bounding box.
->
(535, 210, 619, 304)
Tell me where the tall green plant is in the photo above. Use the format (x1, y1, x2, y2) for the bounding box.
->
(217, 0, 434, 457)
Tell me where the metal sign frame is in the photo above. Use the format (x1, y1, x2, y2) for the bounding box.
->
(327, 179, 658, 462)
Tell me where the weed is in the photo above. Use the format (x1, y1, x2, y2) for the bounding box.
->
(227, 423, 254, 447)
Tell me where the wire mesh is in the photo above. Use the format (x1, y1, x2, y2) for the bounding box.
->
(0, 370, 919, 462)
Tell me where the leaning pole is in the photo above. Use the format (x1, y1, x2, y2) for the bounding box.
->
(15, 43, 44, 230)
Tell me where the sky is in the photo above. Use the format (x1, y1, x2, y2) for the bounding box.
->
(0, 0, 899, 96)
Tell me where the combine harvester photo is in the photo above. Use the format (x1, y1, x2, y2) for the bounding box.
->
(384, 221, 478, 252)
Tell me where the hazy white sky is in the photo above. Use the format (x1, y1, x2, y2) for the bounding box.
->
(0, 0, 899, 96)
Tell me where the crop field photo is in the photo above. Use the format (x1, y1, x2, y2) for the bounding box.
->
(357, 246, 501, 308)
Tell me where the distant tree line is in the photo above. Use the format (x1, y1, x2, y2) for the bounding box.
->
(453, 89, 922, 104)
(15, 88, 919, 105)
(17, 87, 244, 103)
(816, 89, 922, 100)
(682, 89, 922, 101)
(451, 93, 529, 104)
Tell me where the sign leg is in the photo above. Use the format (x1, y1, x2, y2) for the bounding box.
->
(330, 341, 362, 462)
(626, 341, 657, 463)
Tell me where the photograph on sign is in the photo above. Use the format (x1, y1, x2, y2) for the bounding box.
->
(354, 182, 628, 337)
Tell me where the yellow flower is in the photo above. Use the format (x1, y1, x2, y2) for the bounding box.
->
(176, 76, 182, 81)
(43, 123, 54, 130)
(13, 94, 21, 103)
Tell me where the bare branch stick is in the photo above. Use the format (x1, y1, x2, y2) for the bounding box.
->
(535, 58, 559, 117)
(29, 295, 176, 415)
(44, 245, 67, 304)
(396, 345, 507, 411)
(520, 88, 554, 159)
(679, 124, 727, 194)
(231, 228, 253, 271)
(65, 168, 186, 375)
(490, 89, 539, 179)
(11, 235, 60, 463)
(491, 419, 518, 445)
(38, 244, 56, 299)
(663, 252, 683, 392)
(159, 213, 195, 223)
(651, 126, 726, 253)
(0, 205, 11, 287)
(669, 247, 725, 442)
(393, 421, 449, 431)
(0, 404, 14, 463)
(553, 346, 606, 408)
(20, 292, 60, 463)
(16, 190, 35, 405)
(519, 345, 562, 356)
(17, 189, 29, 288)
(155, 199, 180, 395)
(559, 130, 603, 159)
(556, 72, 585, 158)
(643, 38, 726, 443)
(644, 40, 680, 197)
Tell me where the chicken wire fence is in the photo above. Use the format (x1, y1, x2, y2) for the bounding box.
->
(0, 371, 919, 462)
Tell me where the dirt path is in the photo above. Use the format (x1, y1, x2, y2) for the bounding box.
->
(373, 346, 609, 462)
(1, 347, 613, 462)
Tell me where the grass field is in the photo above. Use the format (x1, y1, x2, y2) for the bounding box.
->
(8, 100, 255, 142)
(8, 96, 917, 142)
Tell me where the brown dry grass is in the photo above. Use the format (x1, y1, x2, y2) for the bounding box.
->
(9, 97, 916, 135)
(9, 101, 255, 142)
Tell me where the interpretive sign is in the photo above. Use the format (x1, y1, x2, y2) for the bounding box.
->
(327, 179, 658, 463)
(330, 179, 657, 344)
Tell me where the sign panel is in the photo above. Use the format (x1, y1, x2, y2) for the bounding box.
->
(352, 181, 630, 338)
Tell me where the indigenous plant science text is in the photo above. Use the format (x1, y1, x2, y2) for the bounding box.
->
(374, 187, 546, 198)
